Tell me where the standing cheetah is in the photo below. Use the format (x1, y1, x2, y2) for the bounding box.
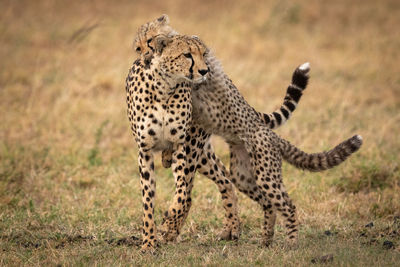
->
(133, 15, 310, 242)
(126, 35, 242, 252)
(132, 17, 363, 248)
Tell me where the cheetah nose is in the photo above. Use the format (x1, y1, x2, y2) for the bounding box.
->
(198, 69, 209, 76)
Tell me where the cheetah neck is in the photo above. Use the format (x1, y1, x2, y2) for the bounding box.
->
(204, 52, 226, 92)
(150, 56, 192, 94)
(147, 58, 186, 99)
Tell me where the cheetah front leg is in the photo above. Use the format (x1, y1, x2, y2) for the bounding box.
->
(161, 128, 240, 241)
(159, 143, 189, 242)
(196, 142, 241, 241)
(176, 138, 241, 241)
(137, 149, 157, 253)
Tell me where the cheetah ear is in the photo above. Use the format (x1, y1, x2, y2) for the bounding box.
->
(156, 14, 170, 25)
(154, 35, 172, 54)
(191, 35, 205, 46)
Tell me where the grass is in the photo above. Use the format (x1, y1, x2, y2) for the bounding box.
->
(1, 0, 399, 265)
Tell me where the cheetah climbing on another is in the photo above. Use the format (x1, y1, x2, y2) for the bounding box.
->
(132, 16, 363, 248)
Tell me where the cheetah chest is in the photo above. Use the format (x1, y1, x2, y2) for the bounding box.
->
(133, 84, 192, 151)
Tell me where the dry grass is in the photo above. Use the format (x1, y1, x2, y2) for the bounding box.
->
(1, 0, 399, 265)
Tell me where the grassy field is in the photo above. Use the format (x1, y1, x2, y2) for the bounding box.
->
(1, 0, 400, 265)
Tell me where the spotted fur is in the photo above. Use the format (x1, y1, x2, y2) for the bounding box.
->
(190, 41, 362, 246)
(131, 16, 362, 248)
(126, 35, 239, 252)
(133, 15, 310, 243)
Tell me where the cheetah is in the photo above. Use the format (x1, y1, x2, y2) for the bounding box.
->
(133, 15, 311, 242)
(126, 34, 241, 252)
(132, 17, 363, 247)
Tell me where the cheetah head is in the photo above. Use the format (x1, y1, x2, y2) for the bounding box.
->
(133, 14, 178, 63)
(154, 35, 209, 85)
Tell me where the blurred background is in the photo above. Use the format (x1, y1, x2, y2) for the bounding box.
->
(0, 0, 399, 265)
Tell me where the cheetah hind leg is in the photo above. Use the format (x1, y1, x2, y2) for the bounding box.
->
(244, 130, 299, 248)
(161, 149, 173, 168)
(279, 183, 299, 249)
(229, 144, 277, 245)
(226, 143, 284, 241)
(261, 199, 277, 247)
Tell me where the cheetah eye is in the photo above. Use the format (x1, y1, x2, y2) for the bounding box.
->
(136, 47, 141, 52)
(184, 53, 192, 58)
(147, 38, 153, 44)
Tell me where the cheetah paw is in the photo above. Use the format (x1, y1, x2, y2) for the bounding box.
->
(158, 223, 179, 242)
(140, 242, 158, 254)
(217, 227, 240, 241)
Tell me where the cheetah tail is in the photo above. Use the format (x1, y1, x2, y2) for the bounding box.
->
(278, 135, 363, 172)
(260, 62, 310, 129)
